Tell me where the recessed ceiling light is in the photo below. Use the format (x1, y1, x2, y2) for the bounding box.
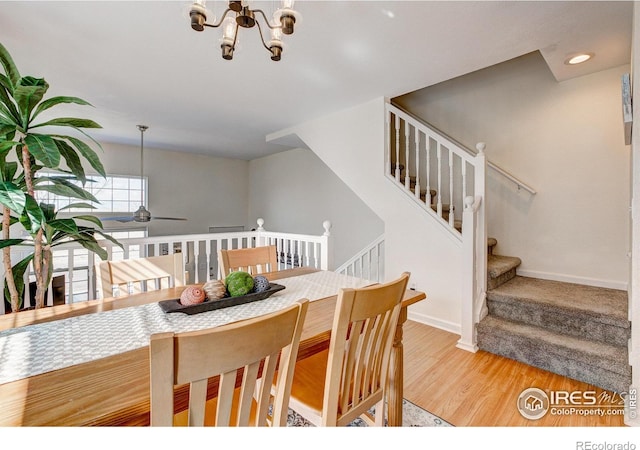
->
(564, 53, 594, 65)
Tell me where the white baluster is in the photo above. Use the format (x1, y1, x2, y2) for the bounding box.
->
(305, 241, 310, 267)
(123, 243, 130, 260)
(414, 130, 421, 200)
(404, 122, 410, 190)
(462, 160, 468, 227)
(449, 151, 455, 228)
(205, 240, 212, 281)
(66, 250, 74, 305)
(394, 115, 401, 181)
(193, 241, 200, 283)
(426, 138, 432, 206)
(386, 107, 391, 177)
(437, 143, 443, 217)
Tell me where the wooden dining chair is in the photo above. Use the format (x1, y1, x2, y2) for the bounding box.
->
(218, 245, 278, 278)
(284, 272, 410, 426)
(96, 253, 186, 299)
(149, 298, 309, 427)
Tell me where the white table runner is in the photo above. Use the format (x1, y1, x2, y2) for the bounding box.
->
(0, 271, 374, 385)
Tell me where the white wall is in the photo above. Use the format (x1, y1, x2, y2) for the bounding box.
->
(247, 148, 384, 268)
(288, 98, 465, 332)
(94, 142, 250, 236)
(395, 52, 631, 289)
(627, 0, 639, 428)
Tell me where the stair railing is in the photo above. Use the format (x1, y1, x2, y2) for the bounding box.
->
(385, 101, 487, 350)
(335, 234, 385, 282)
(385, 103, 486, 236)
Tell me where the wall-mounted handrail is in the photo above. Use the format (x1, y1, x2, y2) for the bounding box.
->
(389, 102, 536, 195)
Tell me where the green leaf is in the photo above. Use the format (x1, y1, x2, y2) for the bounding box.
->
(20, 194, 44, 233)
(32, 117, 101, 129)
(0, 43, 21, 88)
(90, 228, 123, 249)
(24, 133, 61, 168)
(32, 96, 92, 121)
(35, 178, 99, 203)
(4, 253, 33, 309)
(0, 123, 16, 138)
(58, 202, 96, 212)
(54, 138, 85, 184)
(75, 239, 109, 261)
(71, 214, 103, 229)
(64, 136, 106, 177)
(0, 85, 20, 125)
(47, 218, 78, 235)
(0, 161, 18, 183)
(14, 76, 49, 125)
(0, 238, 25, 249)
(40, 202, 56, 221)
(0, 181, 26, 213)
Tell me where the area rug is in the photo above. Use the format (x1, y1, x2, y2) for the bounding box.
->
(286, 398, 453, 427)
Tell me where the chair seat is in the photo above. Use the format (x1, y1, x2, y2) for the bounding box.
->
(287, 349, 330, 424)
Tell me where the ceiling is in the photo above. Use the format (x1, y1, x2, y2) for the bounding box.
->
(0, 1, 632, 160)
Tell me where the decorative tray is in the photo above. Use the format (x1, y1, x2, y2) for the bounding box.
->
(158, 283, 286, 315)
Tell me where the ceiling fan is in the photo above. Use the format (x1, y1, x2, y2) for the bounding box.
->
(102, 125, 187, 223)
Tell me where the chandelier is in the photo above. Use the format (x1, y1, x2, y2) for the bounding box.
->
(189, 1, 300, 61)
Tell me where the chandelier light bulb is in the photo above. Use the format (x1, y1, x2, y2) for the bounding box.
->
(190, 1, 208, 31)
(189, 0, 300, 61)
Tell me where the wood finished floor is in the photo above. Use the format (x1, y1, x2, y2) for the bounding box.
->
(402, 320, 626, 427)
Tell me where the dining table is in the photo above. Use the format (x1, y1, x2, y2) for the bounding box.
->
(0, 267, 426, 427)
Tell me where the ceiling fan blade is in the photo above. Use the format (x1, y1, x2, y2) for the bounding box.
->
(150, 217, 188, 221)
(102, 216, 136, 223)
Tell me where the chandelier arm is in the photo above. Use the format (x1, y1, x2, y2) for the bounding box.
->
(253, 9, 280, 30)
(203, 8, 234, 28)
(255, 20, 274, 52)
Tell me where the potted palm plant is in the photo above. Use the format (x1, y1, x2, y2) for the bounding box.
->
(0, 42, 121, 312)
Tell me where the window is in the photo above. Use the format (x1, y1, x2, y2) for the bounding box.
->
(29, 172, 148, 303)
(35, 172, 145, 213)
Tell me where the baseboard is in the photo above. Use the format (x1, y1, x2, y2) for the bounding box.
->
(407, 309, 461, 335)
(516, 269, 628, 291)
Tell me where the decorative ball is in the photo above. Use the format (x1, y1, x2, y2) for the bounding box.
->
(225, 271, 254, 297)
(203, 279, 227, 301)
(253, 275, 270, 293)
(180, 285, 206, 306)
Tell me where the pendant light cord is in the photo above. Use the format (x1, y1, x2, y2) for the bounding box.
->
(138, 125, 148, 206)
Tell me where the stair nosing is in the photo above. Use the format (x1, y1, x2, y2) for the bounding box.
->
(487, 276, 629, 329)
(478, 316, 630, 375)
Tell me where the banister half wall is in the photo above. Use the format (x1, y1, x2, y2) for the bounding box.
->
(0, 219, 333, 312)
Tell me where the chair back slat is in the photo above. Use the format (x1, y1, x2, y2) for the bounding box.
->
(324, 272, 409, 426)
(150, 298, 308, 427)
(218, 245, 278, 278)
(96, 253, 186, 299)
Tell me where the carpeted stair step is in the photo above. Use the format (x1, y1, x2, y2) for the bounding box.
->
(477, 315, 631, 393)
(486, 276, 630, 346)
(487, 254, 521, 289)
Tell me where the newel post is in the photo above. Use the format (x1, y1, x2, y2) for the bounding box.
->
(474, 142, 488, 303)
(459, 196, 480, 352)
(320, 220, 333, 271)
(256, 218, 266, 247)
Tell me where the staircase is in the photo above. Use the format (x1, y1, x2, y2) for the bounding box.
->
(478, 238, 632, 393)
(385, 101, 631, 393)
